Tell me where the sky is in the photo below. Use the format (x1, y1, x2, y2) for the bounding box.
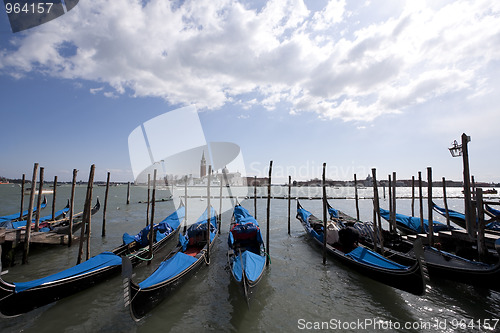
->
(1, 0, 500, 184)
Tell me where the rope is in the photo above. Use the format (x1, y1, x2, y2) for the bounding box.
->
(265, 252, 271, 265)
(127, 252, 153, 261)
(203, 250, 210, 265)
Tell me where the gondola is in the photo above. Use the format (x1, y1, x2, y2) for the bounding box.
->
(227, 204, 266, 304)
(123, 206, 218, 321)
(432, 202, 500, 233)
(0, 196, 47, 226)
(4, 200, 70, 230)
(50, 198, 101, 235)
(296, 201, 426, 296)
(0, 202, 185, 318)
(379, 207, 455, 235)
(329, 203, 500, 291)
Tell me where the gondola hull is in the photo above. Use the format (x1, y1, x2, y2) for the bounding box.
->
(126, 207, 219, 321)
(228, 250, 266, 298)
(297, 202, 425, 296)
(332, 203, 500, 291)
(127, 248, 208, 320)
(0, 264, 120, 317)
(0, 203, 183, 317)
(127, 234, 218, 321)
(227, 204, 267, 302)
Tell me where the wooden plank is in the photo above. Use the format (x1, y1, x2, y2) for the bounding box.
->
(4, 229, 79, 245)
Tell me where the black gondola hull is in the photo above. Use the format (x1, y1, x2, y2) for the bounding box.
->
(334, 205, 500, 291)
(297, 202, 425, 296)
(127, 227, 218, 321)
(128, 254, 206, 320)
(0, 266, 120, 317)
(0, 225, 179, 317)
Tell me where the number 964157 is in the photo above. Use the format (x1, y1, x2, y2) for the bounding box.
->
(5, 2, 54, 14)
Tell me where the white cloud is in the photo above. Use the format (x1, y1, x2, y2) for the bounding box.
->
(0, 0, 499, 122)
(90, 87, 104, 94)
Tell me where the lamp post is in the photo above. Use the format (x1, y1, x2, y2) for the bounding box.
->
(448, 133, 475, 237)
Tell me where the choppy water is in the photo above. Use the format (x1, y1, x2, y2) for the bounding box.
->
(1, 184, 499, 332)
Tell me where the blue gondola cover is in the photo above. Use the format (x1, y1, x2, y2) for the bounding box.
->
(122, 205, 185, 246)
(138, 252, 197, 289)
(345, 247, 409, 270)
(380, 208, 451, 233)
(7, 207, 70, 229)
(231, 250, 266, 283)
(14, 252, 121, 293)
(0, 201, 49, 227)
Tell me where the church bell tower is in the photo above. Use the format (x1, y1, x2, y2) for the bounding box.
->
(200, 151, 207, 178)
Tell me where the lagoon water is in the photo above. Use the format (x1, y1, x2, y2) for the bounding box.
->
(1, 184, 499, 332)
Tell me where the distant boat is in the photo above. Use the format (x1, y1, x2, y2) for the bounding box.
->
(24, 189, 54, 195)
(138, 195, 173, 203)
(461, 188, 497, 194)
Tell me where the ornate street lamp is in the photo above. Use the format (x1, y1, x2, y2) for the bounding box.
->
(448, 140, 462, 157)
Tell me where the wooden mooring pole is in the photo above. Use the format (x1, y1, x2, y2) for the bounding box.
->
(34, 167, 44, 232)
(68, 169, 77, 247)
(442, 177, 450, 228)
(388, 174, 393, 233)
(51, 176, 57, 221)
(461, 133, 475, 238)
(77, 165, 95, 264)
(184, 175, 188, 233)
(254, 176, 257, 219)
(22, 163, 39, 264)
(411, 176, 415, 217)
(102, 172, 110, 237)
(85, 165, 95, 261)
(427, 167, 434, 246)
(266, 161, 272, 266)
(354, 174, 360, 221)
(476, 188, 486, 261)
(322, 163, 327, 265)
(219, 172, 223, 228)
(392, 171, 397, 233)
(206, 166, 212, 265)
(126, 182, 131, 205)
(418, 171, 424, 233)
(146, 174, 150, 227)
(371, 168, 384, 254)
(148, 170, 157, 265)
(288, 175, 291, 235)
(19, 174, 25, 221)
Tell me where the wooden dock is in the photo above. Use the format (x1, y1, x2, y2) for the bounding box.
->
(0, 227, 77, 246)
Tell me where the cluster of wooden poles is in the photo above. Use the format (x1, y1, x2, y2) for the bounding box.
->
(14, 149, 494, 267)
(14, 163, 114, 265)
(274, 161, 497, 264)
(139, 161, 275, 267)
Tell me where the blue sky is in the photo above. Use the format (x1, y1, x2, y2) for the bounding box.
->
(1, 0, 500, 183)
